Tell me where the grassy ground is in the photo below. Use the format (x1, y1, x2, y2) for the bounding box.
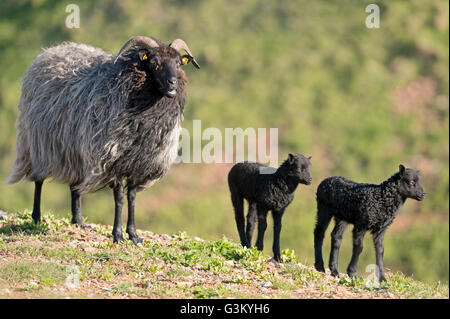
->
(0, 211, 447, 299)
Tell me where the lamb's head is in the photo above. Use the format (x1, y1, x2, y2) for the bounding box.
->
(115, 36, 200, 98)
(283, 153, 313, 185)
(398, 164, 426, 201)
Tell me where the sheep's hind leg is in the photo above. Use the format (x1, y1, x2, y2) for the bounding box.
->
(272, 208, 285, 262)
(31, 181, 43, 223)
(70, 185, 83, 227)
(245, 202, 257, 247)
(313, 201, 332, 272)
(329, 218, 348, 277)
(347, 227, 367, 278)
(255, 207, 268, 252)
(111, 181, 125, 243)
(231, 191, 248, 248)
(126, 185, 143, 244)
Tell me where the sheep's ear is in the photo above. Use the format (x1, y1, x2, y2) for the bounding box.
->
(288, 153, 295, 165)
(399, 164, 406, 177)
(138, 50, 149, 62)
(308, 156, 312, 160)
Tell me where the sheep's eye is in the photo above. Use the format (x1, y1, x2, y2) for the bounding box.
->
(181, 56, 189, 65)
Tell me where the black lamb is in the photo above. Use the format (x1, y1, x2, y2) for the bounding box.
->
(314, 165, 426, 282)
(228, 154, 312, 261)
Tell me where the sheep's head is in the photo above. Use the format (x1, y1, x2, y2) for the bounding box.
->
(284, 154, 313, 185)
(398, 164, 426, 201)
(114, 36, 200, 98)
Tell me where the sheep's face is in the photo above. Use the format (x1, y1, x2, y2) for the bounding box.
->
(398, 165, 426, 201)
(139, 48, 185, 98)
(286, 154, 313, 185)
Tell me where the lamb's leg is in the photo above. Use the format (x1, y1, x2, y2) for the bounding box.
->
(112, 181, 124, 243)
(329, 218, 348, 277)
(347, 227, 367, 277)
(255, 208, 268, 252)
(231, 191, 248, 247)
(314, 201, 332, 272)
(126, 185, 143, 244)
(372, 229, 387, 282)
(272, 208, 285, 262)
(245, 202, 257, 247)
(70, 185, 83, 227)
(31, 181, 43, 223)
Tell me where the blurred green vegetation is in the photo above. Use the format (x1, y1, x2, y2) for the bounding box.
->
(0, 0, 448, 284)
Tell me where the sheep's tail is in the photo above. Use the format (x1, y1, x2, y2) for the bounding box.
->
(5, 108, 31, 184)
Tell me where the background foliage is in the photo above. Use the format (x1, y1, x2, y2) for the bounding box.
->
(0, 0, 448, 284)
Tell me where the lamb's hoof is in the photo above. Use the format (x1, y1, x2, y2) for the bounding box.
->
(347, 272, 358, 279)
(269, 257, 280, 264)
(113, 233, 124, 243)
(129, 235, 143, 245)
(379, 275, 387, 283)
(314, 263, 325, 273)
(72, 222, 85, 229)
(331, 270, 340, 277)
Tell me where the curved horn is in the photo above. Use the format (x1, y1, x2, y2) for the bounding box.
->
(114, 36, 159, 64)
(170, 39, 200, 69)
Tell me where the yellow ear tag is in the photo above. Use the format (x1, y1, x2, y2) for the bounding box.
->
(142, 54, 148, 61)
(181, 57, 189, 65)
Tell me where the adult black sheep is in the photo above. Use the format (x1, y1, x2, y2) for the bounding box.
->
(6, 36, 200, 243)
(314, 165, 426, 282)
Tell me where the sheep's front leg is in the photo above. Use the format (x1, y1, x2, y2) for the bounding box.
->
(127, 185, 142, 244)
(31, 181, 43, 223)
(372, 229, 387, 282)
(272, 209, 285, 262)
(112, 181, 124, 243)
(70, 185, 83, 227)
(255, 208, 268, 252)
(347, 227, 366, 278)
(329, 218, 348, 277)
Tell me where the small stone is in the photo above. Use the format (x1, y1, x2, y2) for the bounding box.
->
(146, 282, 154, 289)
(193, 236, 203, 242)
(224, 260, 234, 267)
(260, 281, 273, 288)
(160, 234, 172, 240)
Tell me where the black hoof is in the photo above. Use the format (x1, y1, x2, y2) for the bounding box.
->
(71, 220, 85, 229)
(129, 235, 143, 245)
(314, 263, 326, 273)
(31, 213, 41, 224)
(347, 272, 358, 278)
(331, 270, 340, 277)
(113, 233, 124, 243)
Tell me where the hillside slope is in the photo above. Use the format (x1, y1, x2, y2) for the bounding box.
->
(0, 212, 447, 299)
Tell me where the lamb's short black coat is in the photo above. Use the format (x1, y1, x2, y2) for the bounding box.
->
(228, 154, 312, 261)
(314, 165, 425, 282)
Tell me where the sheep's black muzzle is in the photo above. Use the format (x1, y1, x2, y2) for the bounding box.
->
(415, 192, 426, 201)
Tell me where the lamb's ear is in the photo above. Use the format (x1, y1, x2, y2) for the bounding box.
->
(288, 153, 295, 165)
(399, 164, 406, 177)
(307, 156, 312, 160)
